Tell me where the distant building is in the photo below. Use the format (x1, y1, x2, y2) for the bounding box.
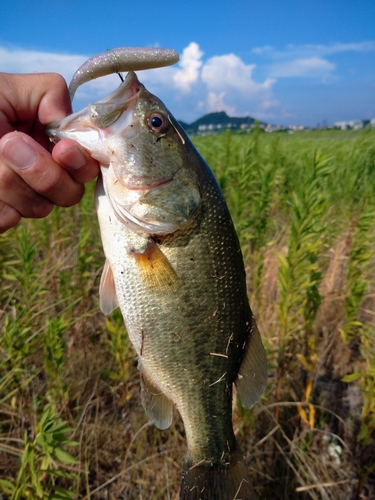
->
(288, 125, 307, 131)
(264, 123, 308, 133)
(334, 120, 366, 130)
(265, 124, 285, 133)
(181, 111, 374, 136)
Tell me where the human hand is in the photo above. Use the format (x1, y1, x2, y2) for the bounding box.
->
(0, 72, 100, 233)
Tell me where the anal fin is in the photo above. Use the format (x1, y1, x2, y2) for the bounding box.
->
(140, 367, 173, 430)
(235, 318, 268, 408)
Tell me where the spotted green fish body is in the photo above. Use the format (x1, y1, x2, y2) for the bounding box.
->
(48, 67, 267, 500)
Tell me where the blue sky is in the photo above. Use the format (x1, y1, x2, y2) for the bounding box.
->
(1, 0, 375, 127)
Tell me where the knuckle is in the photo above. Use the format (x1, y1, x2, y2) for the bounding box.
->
(0, 163, 18, 190)
(37, 166, 64, 197)
(0, 202, 21, 233)
(39, 72, 68, 91)
(37, 164, 84, 207)
(47, 73, 68, 92)
(58, 184, 84, 207)
(31, 200, 53, 218)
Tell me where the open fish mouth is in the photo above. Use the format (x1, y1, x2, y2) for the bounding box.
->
(46, 71, 142, 147)
(46, 69, 200, 234)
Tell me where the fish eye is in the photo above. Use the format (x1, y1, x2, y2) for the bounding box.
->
(148, 113, 169, 134)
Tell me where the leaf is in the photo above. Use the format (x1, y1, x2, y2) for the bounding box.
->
(49, 422, 73, 434)
(342, 372, 362, 382)
(296, 354, 310, 371)
(308, 404, 316, 430)
(305, 379, 313, 402)
(48, 486, 76, 499)
(35, 434, 46, 448)
(52, 446, 79, 465)
(297, 403, 309, 425)
(42, 469, 79, 480)
(0, 479, 15, 494)
(358, 423, 370, 443)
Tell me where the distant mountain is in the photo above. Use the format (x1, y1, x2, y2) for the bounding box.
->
(178, 111, 262, 134)
(178, 120, 190, 130)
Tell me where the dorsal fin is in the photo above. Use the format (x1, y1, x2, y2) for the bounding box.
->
(235, 318, 268, 408)
(99, 259, 119, 315)
(140, 366, 173, 430)
(132, 239, 179, 292)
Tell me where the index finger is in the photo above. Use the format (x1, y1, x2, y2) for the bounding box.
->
(52, 138, 100, 184)
(0, 73, 72, 137)
(1, 132, 84, 208)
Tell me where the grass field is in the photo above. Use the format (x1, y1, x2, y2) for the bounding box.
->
(1, 128, 375, 499)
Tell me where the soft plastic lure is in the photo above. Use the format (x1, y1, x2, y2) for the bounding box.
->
(68, 47, 179, 100)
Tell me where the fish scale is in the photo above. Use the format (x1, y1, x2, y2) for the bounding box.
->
(47, 49, 268, 499)
(101, 152, 253, 464)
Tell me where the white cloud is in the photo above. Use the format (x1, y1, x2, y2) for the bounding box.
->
(250, 42, 367, 83)
(0, 44, 176, 108)
(287, 41, 375, 57)
(206, 92, 235, 116)
(259, 100, 279, 111)
(202, 54, 255, 92)
(0, 45, 86, 83)
(269, 57, 335, 78)
(5, 40, 370, 125)
(200, 53, 276, 116)
(251, 41, 375, 82)
(139, 45, 278, 118)
(252, 41, 375, 60)
(172, 42, 203, 92)
(252, 45, 274, 55)
(0, 44, 117, 107)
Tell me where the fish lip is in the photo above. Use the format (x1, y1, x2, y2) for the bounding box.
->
(46, 124, 63, 143)
(119, 70, 142, 102)
(121, 177, 173, 191)
(46, 71, 142, 141)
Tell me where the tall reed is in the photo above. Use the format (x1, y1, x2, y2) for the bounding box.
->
(1, 129, 375, 499)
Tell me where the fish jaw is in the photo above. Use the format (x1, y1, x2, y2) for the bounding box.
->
(46, 71, 143, 165)
(47, 71, 201, 236)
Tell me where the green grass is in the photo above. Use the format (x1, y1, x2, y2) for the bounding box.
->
(1, 128, 375, 499)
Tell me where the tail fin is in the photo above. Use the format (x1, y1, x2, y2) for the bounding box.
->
(179, 449, 255, 500)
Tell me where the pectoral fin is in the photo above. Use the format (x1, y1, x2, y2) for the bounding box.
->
(235, 319, 268, 408)
(132, 239, 178, 292)
(99, 260, 118, 315)
(140, 368, 173, 430)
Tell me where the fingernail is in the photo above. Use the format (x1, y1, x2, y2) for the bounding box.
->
(2, 137, 38, 170)
(58, 145, 86, 170)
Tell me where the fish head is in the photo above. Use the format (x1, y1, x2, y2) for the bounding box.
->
(47, 71, 201, 235)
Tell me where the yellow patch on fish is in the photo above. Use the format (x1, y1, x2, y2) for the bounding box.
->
(132, 239, 179, 291)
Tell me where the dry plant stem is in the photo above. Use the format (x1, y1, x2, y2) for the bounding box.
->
(83, 449, 172, 498)
(296, 479, 352, 492)
(1, 128, 375, 498)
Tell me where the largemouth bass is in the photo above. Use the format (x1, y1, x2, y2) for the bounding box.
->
(47, 48, 268, 500)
